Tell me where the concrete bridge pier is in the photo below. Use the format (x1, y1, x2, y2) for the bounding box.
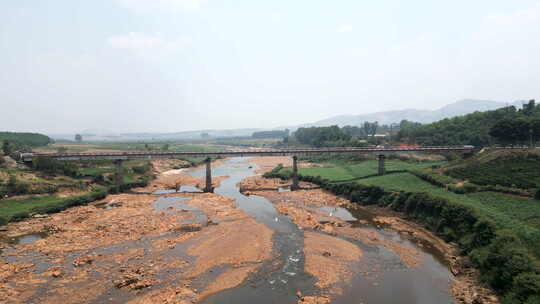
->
(204, 158, 213, 193)
(114, 159, 124, 192)
(378, 154, 386, 176)
(291, 156, 300, 190)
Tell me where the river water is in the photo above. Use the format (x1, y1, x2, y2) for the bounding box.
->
(190, 157, 455, 304)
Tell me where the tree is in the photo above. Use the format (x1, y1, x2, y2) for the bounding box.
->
(162, 144, 169, 151)
(489, 118, 530, 145)
(75, 134, 82, 142)
(522, 99, 536, 116)
(2, 141, 11, 156)
(363, 121, 378, 137)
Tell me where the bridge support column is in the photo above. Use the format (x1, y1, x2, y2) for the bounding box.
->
(291, 156, 299, 191)
(114, 160, 124, 193)
(378, 154, 386, 176)
(204, 158, 213, 193)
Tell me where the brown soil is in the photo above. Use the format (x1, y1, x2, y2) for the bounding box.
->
(303, 232, 362, 295)
(0, 162, 273, 304)
(248, 156, 317, 174)
(134, 160, 228, 193)
(239, 176, 318, 191)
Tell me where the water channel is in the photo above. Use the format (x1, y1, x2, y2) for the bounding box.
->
(190, 157, 455, 304)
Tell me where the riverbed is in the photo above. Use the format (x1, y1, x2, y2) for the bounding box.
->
(0, 157, 471, 303)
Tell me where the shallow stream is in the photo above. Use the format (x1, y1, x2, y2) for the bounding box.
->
(191, 157, 455, 304)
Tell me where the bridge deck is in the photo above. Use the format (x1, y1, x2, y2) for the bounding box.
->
(21, 146, 474, 162)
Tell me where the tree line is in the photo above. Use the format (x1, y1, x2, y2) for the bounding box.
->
(252, 129, 290, 139)
(1, 132, 52, 155)
(291, 122, 388, 147)
(397, 100, 540, 146)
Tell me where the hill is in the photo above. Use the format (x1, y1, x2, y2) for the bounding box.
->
(297, 99, 523, 128)
(0, 132, 51, 147)
(397, 100, 540, 146)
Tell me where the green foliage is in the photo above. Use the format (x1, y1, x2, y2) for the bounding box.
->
(0, 188, 108, 224)
(252, 130, 289, 139)
(294, 125, 351, 147)
(0, 132, 51, 148)
(397, 103, 540, 146)
(2, 141, 12, 155)
(446, 153, 540, 189)
(132, 162, 151, 174)
(409, 169, 458, 187)
(489, 118, 533, 145)
(535, 189, 540, 200)
(32, 157, 78, 177)
(2, 175, 30, 195)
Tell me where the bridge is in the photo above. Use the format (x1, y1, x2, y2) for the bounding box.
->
(21, 146, 474, 193)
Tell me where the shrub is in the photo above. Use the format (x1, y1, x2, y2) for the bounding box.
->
(6, 175, 30, 195)
(132, 162, 151, 174)
(409, 169, 457, 187)
(535, 189, 540, 200)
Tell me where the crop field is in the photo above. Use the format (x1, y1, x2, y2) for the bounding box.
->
(296, 160, 445, 182)
(445, 150, 540, 189)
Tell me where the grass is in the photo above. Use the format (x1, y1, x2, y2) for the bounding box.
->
(288, 160, 445, 182)
(355, 173, 540, 257)
(0, 188, 107, 224)
(445, 150, 540, 189)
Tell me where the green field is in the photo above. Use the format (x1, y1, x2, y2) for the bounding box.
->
(287, 160, 445, 182)
(0, 188, 107, 224)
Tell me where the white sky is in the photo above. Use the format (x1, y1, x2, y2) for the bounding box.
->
(1, 0, 539, 133)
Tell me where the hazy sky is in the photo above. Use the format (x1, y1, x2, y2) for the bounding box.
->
(1, 0, 540, 134)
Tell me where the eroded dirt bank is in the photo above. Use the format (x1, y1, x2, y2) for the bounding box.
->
(0, 161, 273, 304)
(244, 157, 498, 304)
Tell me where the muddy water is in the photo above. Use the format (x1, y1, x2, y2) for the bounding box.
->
(190, 158, 317, 303)
(192, 157, 454, 304)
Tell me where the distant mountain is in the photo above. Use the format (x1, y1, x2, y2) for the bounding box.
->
(48, 99, 529, 142)
(295, 99, 525, 128)
(48, 128, 263, 141)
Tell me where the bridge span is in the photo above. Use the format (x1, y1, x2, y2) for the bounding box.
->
(21, 146, 474, 193)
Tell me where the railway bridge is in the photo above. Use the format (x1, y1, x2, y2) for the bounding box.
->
(21, 146, 474, 193)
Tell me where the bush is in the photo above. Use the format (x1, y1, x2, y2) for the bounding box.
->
(5, 175, 30, 195)
(132, 162, 151, 174)
(409, 169, 458, 187)
(535, 189, 540, 200)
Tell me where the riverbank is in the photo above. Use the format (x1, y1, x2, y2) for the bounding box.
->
(246, 157, 498, 304)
